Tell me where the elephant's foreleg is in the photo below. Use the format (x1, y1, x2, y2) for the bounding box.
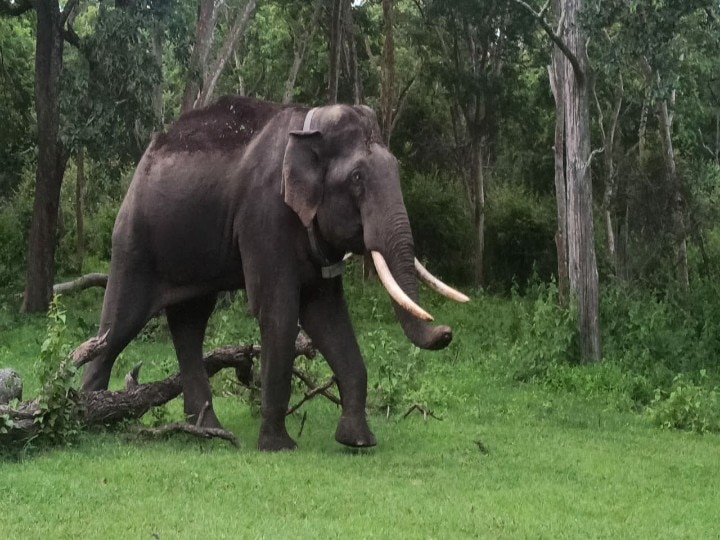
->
(166, 294, 222, 429)
(300, 279, 376, 448)
(256, 291, 301, 451)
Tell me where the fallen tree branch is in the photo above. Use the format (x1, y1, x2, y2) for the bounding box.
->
(1, 333, 317, 447)
(135, 423, 240, 446)
(53, 273, 108, 295)
(287, 375, 339, 415)
(135, 401, 239, 446)
(402, 403, 442, 421)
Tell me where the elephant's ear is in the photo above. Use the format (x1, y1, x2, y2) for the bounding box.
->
(282, 130, 323, 228)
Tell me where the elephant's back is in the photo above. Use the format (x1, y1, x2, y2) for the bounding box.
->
(153, 96, 289, 154)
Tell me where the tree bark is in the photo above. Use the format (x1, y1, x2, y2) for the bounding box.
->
(345, 2, 362, 105)
(595, 75, 623, 274)
(657, 94, 689, 290)
(282, 1, 322, 104)
(22, 0, 68, 313)
(75, 147, 85, 272)
(548, 43, 570, 306)
(181, 0, 219, 113)
(328, 0, 345, 103)
(197, 0, 257, 108)
(561, 0, 601, 362)
(380, 0, 395, 145)
(470, 137, 485, 286)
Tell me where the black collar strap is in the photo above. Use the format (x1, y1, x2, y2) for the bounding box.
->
(307, 222, 346, 279)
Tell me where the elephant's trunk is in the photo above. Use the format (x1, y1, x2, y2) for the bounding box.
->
(372, 209, 453, 351)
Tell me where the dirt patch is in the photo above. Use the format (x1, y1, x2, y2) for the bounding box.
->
(154, 96, 294, 153)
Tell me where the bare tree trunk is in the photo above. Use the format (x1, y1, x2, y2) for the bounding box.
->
(328, 0, 344, 103)
(548, 41, 570, 306)
(75, 147, 85, 272)
(345, 2, 362, 105)
(380, 0, 395, 145)
(562, 0, 601, 362)
(657, 95, 689, 290)
(282, 1, 322, 104)
(197, 0, 257, 108)
(23, 0, 67, 313)
(470, 137, 485, 286)
(595, 76, 623, 274)
(151, 21, 164, 124)
(638, 86, 651, 165)
(181, 0, 218, 113)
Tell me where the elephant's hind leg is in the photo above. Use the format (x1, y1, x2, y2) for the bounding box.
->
(82, 274, 158, 392)
(166, 293, 222, 428)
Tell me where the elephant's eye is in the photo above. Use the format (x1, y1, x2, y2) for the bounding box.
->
(350, 170, 362, 185)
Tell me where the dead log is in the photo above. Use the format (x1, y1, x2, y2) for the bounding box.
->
(53, 273, 108, 294)
(0, 332, 320, 447)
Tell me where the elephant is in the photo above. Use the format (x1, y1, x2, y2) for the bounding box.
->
(82, 96, 468, 451)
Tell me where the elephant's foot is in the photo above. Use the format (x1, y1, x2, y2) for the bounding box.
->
(258, 427, 298, 452)
(335, 415, 376, 448)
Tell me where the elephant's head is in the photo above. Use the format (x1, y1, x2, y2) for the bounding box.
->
(282, 104, 468, 351)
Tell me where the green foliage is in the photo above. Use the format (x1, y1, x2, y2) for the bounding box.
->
(0, 175, 34, 290)
(0, 17, 35, 198)
(484, 183, 557, 291)
(647, 371, 720, 433)
(509, 281, 579, 383)
(366, 328, 416, 412)
(402, 170, 474, 284)
(32, 296, 83, 446)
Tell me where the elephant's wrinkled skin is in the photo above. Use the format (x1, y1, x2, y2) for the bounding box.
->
(82, 96, 457, 451)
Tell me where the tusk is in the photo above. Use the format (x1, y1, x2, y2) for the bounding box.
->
(414, 259, 470, 303)
(371, 251, 434, 321)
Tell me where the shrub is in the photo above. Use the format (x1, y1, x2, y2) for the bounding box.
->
(646, 371, 720, 434)
(401, 170, 474, 284)
(509, 281, 579, 382)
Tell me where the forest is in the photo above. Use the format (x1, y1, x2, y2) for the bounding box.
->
(1, 0, 720, 537)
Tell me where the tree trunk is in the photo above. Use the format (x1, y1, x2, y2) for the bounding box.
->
(282, 1, 322, 104)
(197, 0, 257, 108)
(345, 2, 362, 105)
(548, 34, 570, 306)
(470, 137, 485, 287)
(380, 0, 395, 145)
(657, 95, 689, 290)
(75, 147, 85, 272)
(561, 0, 601, 362)
(181, 0, 218, 113)
(328, 0, 344, 103)
(596, 76, 623, 274)
(151, 21, 164, 124)
(22, 0, 67, 313)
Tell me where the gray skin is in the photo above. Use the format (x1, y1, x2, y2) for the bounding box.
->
(82, 96, 453, 451)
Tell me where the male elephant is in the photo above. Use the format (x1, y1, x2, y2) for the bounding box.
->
(82, 96, 468, 451)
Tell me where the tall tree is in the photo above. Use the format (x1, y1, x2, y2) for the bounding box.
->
(2, 0, 79, 312)
(181, 0, 258, 113)
(418, 0, 522, 287)
(516, 0, 601, 362)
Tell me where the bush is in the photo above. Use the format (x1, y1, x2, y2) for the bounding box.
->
(484, 183, 556, 292)
(0, 176, 33, 290)
(646, 371, 720, 434)
(401, 170, 474, 285)
(509, 281, 579, 382)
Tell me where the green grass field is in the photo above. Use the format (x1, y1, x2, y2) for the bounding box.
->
(1, 281, 719, 539)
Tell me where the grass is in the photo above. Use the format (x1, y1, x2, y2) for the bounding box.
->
(1, 275, 720, 538)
